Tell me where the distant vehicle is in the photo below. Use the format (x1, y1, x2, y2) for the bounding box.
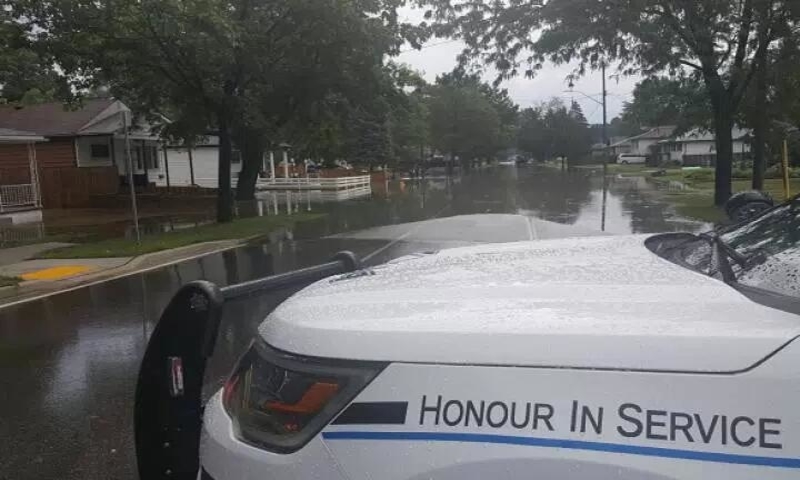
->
(136, 196, 800, 480)
(616, 153, 647, 164)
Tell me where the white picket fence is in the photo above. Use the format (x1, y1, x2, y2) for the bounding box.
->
(0, 184, 39, 212)
(256, 175, 371, 192)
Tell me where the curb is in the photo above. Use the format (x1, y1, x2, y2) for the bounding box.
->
(0, 239, 246, 309)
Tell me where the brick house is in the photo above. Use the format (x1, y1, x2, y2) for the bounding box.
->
(0, 98, 162, 208)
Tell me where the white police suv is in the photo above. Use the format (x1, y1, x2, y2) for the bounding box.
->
(135, 197, 800, 480)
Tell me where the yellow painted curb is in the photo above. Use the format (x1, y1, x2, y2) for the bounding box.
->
(20, 265, 94, 281)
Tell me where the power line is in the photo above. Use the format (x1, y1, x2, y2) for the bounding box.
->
(399, 39, 460, 54)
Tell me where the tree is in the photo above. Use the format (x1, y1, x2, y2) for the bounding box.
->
(229, 1, 406, 200)
(426, 77, 504, 170)
(283, 63, 426, 171)
(517, 107, 548, 161)
(517, 99, 592, 164)
(620, 76, 710, 132)
(569, 101, 587, 127)
(607, 117, 641, 139)
(0, 7, 68, 104)
(15, 0, 409, 221)
(740, 30, 800, 189)
(544, 100, 591, 164)
(15, 0, 266, 221)
(389, 89, 429, 166)
(419, 0, 796, 205)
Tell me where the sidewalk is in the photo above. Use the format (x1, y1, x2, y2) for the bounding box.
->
(0, 239, 243, 308)
(0, 242, 74, 267)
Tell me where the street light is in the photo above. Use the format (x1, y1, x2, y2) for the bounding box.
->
(565, 62, 609, 150)
(567, 64, 611, 232)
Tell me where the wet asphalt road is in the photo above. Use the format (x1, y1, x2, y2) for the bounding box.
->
(0, 167, 710, 480)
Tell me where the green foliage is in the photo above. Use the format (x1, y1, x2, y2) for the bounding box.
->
(621, 76, 710, 131)
(426, 77, 504, 165)
(765, 164, 800, 179)
(732, 167, 753, 179)
(389, 90, 429, 164)
(517, 99, 592, 163)
(0, 8, 69, 104)
(683, 169, 715, 183)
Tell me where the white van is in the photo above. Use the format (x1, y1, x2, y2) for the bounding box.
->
(617, 153, 647, 164)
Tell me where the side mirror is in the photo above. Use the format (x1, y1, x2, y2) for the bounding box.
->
(725, 191, 775, 223)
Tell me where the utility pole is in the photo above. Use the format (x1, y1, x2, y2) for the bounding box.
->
(123, 110, 141, 244)
(601, 62, 609, 232)
(602, 63, 609, 157)
(783, 139, 791, 200)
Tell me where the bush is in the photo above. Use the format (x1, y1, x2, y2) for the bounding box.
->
(762, 164, 800, 179)
(683, 169, 714, 182)
(732, 167, 751, 179)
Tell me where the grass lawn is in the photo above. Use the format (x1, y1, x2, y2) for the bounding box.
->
(604, 163, 657, 175)
(656, 177, 800, 223)
(38, 213, 326, 259)
(590, 162, 798, 223)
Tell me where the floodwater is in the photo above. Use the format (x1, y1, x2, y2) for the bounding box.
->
(0, 167, 709, 480)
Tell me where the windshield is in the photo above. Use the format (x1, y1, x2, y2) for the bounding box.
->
(720, 198, 800, 297)
(653, 198, 800, 298)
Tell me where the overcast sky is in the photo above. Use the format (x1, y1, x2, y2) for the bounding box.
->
(395, 7, 641, 124)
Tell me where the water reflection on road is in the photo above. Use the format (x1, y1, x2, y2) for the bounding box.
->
(0, 167, 708, 480)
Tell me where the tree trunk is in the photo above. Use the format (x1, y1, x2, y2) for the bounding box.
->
(217, 116, 234, 223)
(713, 114, 734, 206)
(235, 130, 264, 201)
(752, 63, 768, 190)
(709, 83, 734, 206)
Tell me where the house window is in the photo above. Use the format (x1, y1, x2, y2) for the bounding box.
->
(91, 143, 111, 159)
(710, 144, 716, 152)
(144, 146, 160, 169)
(232, 150, 242, 164)
(134, 147, 144, 170)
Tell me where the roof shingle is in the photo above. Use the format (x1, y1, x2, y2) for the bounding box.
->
(0, 98, 115, 136)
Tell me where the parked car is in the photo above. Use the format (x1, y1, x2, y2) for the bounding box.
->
(136, 196, 800, 480)
(616, 153, 647, 164)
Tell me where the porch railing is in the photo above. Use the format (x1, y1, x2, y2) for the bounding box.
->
(0, 184, 39, 212)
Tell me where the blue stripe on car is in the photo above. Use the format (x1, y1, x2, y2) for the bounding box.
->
(322, 431, 800, 469)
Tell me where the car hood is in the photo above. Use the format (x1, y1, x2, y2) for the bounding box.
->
(260, 235, 800, 372)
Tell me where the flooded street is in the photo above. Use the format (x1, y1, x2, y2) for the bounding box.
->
(0, 167, 709, 480)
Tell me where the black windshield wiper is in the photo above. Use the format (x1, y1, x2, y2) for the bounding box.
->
(698, 232, 748, 282)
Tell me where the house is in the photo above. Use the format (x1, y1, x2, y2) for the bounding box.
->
(601, 128, 676, 163)
(655, 128, 752, 167)
(0, 98, 162, 208)
(156, 141, 309, 189)
(0, 129, 46, 224)
(157, 136, 242, 189)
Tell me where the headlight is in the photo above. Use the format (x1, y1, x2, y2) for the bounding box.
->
(222, 340, 385, 453)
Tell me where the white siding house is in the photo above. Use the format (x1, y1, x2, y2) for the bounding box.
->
(605, 127, 676, 161)
(71, 99, 163, 184)
(656, 128, 751, 166)
(157, 137, 242, 188)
